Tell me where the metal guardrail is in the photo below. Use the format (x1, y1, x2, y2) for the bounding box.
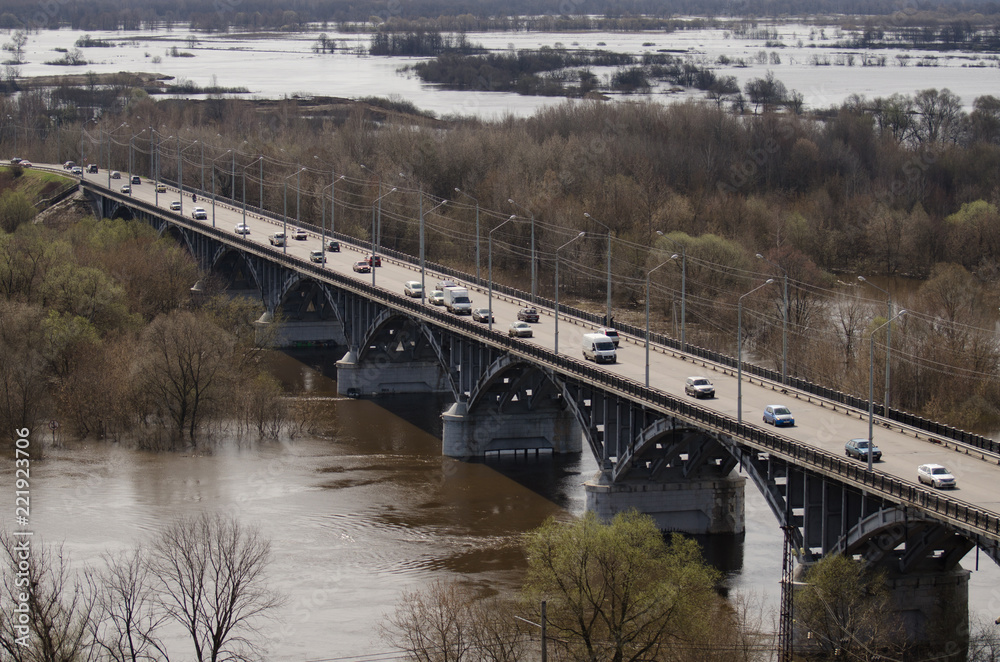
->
(99, 181, 1000, 460)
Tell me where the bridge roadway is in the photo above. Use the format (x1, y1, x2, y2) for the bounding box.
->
(70, 167, 1000, 525)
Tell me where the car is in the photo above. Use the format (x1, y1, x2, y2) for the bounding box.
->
(508, 321, 533, 338)
(403, 281, 423, 297)
(169, 201, 181, 211)
(436, 279, 458, 290)
(517, 307, 540, 323)
(353, 261, 371, 273)
(110, 170, 120, 179)
(19, 160, 31, 168)
(472, 308, 494, 323)
(429, 290, 445, 305)
(845, 438, 882, 462)
(309, 250, 326, 264)
(763, 404, 794, 427)
(269, 232, 286, 247)
(918, 464, 956, 489)
(87, 164, 98, 173)
(191, 207, 207, 220)
(120, 184, 131, 194)
(366, 255, 382, 267)
(234, 223, 251, 235)
(598, 327, 620, 347)
(684, 376, 715, 399)
(63, 160, 76, 170)
(10, 157, 22, 165)
(325, 240, 340, 252)
(131, 175, 141, 185)
(292, 228, 308, 240)
(71, 166, 83, 175)
(155, 183, 167, 193)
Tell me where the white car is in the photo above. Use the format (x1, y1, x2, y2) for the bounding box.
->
(234, 223, 251, 235)
(403, 281, 423, 297)
(169, 201, 181, 211)
(508, 321, 533, 338)
(917, 464, 956, 489)
(191, 207, 207, 220)
(429, 290, 444, 305)
(292, 228, 308, 240)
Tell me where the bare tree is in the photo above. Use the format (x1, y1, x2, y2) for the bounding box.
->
(149, 514, 282, 662)
(90, 548, 168, 662)
(0, 532, 97, 662)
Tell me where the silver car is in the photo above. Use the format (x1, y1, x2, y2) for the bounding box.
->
(917, 464, 956, 489)
(403, 281, 423, 297)
(429, 290, 444, 305)
(508, 321, 533, 338)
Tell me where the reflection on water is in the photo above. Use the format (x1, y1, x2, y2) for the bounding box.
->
(14, 349, 1000, 659)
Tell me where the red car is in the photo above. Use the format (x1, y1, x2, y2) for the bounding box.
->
(366, 255, 382, 267)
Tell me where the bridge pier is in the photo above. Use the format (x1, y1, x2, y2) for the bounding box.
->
(891, 566, 970, 660)
(441, 402, 583, 458)
(336, 350, 452, 396)
(584, 472, 746, 536)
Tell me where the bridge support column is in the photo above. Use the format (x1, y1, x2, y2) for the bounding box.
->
(441, 402, 583, 458)
(336, 351, 452, 396)
(891, 567, 970, 660)
(584, 473, 745, 535)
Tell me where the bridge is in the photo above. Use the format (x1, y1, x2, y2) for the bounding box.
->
(74, 168, 1000, 656)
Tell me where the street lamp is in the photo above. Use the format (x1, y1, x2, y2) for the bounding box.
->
(421, 196, 448, 304)
(869, 310, 907, 471)
(645, 259, 672, 386)
(584, 212, 613, 327)
(657, 231, 687, 352)
(282, 167, 305, 254)
(489, 215, 517, 332)
(107, 121, 128, 189)
(321, 172, 346, 251)
(128, 127, 149, 190)
(554, 232, 586, 354)
(756, 253, 789, 384)
(178, 139, 199, 216)
(455, 188, 481, 284)
(507, 198, 537, 303)
(154, 134, 171, 206)
(370, 187, 397, 286)
(242, 156, 263, 229)
(858, 276, 894, 413)
(211, 149, 232, 228)
(738, 279, 776, 423)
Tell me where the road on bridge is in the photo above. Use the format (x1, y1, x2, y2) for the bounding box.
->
(74, 166, 1000, 519)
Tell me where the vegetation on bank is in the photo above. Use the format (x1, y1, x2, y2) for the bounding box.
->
(0, 171, 287, 445)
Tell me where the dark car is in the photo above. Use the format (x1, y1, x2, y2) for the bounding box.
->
(472, 308, 494, 323)
(366, 255, 382, 267)
(845, 438, 882, 462)
(131, 175, 141, 185)
(325, 240, 340, 252)
(517, 307, 540, 323)
(87, 164, 98, 173)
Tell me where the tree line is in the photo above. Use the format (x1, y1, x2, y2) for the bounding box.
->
(0, 174, 288, 445)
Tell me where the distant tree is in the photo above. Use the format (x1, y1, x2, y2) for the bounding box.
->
(522, 511, 722, 662)
(3, 30, 27, 65)
(912, 88, 964, 144)
(744, 71, 786, 113)
(0, 190, 35, 232)
(149, 514, 282, 662)
(795, 555, 906, 661)
(90, 548, 168, 662)
(969, 95, 1000, 144)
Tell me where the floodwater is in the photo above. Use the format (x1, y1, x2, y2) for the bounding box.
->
(13, 22, 999, 118)
(11, 349, 1000, 660)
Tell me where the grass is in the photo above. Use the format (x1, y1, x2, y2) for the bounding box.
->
(0, 167, 75, 200)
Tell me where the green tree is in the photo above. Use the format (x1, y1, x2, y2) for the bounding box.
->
(522, 511, 722, 662)
(0, 190, 35, 232)
(794, 555, 905, 661)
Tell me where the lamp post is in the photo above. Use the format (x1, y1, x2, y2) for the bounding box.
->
(507, 198, 537, 302)
(756, 253, 789, 384)
(656, 231, 687, 352)
(282, 167, 305, 254)
(242, 156, 263, 229)
(455, 188, 481, 284)
(645, 260, 671, 386)
(738, 279, 776, 423)
(178, 139, 199, 216)
(421, 196, 448, 304)
(108, 121, 128, 189)
(370, 187, 397, 286)
(858, 276, 894, 413)
(211, 149, 232, 228)
(584, 213, 613, 326)
(869, 310, 907, 471)
(321, 172, 345, 252)
(154, 134, 171, 207)
(554, 232, 586, 355)
(489, 215, 517, 332)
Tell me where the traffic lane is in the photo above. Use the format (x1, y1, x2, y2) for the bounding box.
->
(85, 173, 1000, 506)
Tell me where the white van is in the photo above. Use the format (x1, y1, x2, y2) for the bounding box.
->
(582, 333, 617, 364)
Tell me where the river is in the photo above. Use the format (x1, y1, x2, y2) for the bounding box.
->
(12, 350, 1000, 660)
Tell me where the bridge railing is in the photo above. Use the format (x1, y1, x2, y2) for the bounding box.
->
(95, 181, 1000, 460)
